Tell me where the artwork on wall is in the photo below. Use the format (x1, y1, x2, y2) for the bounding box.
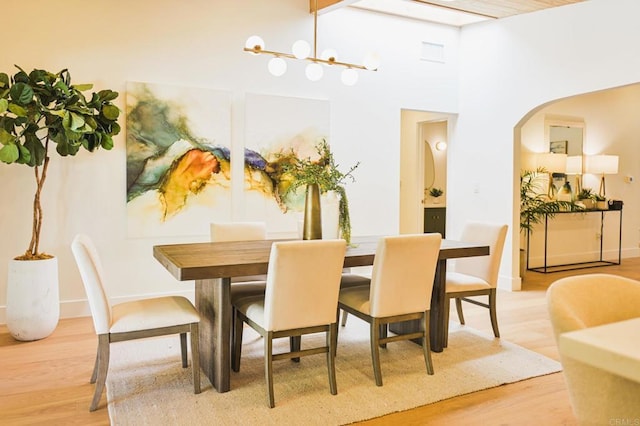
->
(244, 93, 330, 234)
(125, 82, 232, 238)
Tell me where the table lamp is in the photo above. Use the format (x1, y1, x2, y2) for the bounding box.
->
(586, 155, 619, 198)
(565, 155, 583, 196)
(536, 152, 567, 199)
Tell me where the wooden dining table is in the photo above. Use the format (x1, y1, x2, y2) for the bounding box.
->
(153, 235, 489, 393)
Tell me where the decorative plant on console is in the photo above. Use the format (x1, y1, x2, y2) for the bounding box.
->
(280, 139, 359, 244)
(519, 168, 579, 277)
(0, 66, 120, 340)
(577, 187, 595, 209)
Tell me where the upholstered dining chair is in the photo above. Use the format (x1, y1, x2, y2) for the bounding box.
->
(231, 239, 347, 408)
(443, 222, 507, 347)
(71, 234, 201, 412)
(338, 233, 442, 386)
(547, 274, 640, 425)
(210, 221, 268, 285)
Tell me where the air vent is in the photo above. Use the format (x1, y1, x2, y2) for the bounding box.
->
(420, 41, 445, 63)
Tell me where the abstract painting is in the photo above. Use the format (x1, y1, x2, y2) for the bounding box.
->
(125, 82, 232, 238)
(244, 93, 330, 234)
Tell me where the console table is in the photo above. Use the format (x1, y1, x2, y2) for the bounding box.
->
(526, 208, 622, 273)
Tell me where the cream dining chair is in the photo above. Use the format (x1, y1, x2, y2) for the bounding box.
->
(210, 221, 268, 297)
(231, 239, 347, 408)
(71, 234, 201, 411)
(443, 222, 507, 347)
(338, 233, 442, 386)
(547, 274, 640, 425)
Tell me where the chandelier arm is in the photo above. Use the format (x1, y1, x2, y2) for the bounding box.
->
(243, 47, 373, 70)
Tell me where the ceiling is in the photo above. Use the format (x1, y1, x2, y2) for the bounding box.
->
(316, 0, 587, 26)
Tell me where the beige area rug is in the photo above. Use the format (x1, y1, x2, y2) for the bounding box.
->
(106, 319, 561, 426)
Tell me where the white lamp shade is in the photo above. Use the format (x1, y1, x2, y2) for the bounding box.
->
(363, 52, 381, 71)
(292, 40, 311, 59)
(321, 48, 338, 62)
(586, 155, 619, 174)
(305, 63, 323, 81)
(245, 35, 265, 51)
(565, 155, 583, 175)
(341, 68, 358, 86)
(536, 152, 567, 173)
(268, 57, 287, 76)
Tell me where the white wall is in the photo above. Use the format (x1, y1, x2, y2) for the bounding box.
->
(0, 0, 461, 321)
(452, 0, 640, 290)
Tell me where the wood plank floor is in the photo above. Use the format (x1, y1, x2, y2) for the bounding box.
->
(2, 260, 639, 425)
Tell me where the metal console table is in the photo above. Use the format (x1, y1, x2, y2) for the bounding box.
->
(526, 208, 622, 273)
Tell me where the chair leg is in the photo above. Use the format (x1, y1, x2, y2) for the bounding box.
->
(327, 323, 338, 395)
(341, 310, 348, 327)
(421, 312, 434, 375)
(290, 336, 301, 362)
(90, 349, 99, 384)
(455, 297, 466, 325)
(232, 312, 244, 373)
(379, 323, 387, 348)
(180, 332, 188, 368)
(489, 289, 500, 338)
(265, 332, 275, 408)
(190, 323, 201, 394)
(370, 319, 383, 386)
(90, 334, 110, 412)
(443, 295, 451, 348)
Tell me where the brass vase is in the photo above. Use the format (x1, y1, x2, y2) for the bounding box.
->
(303, 183, 322, 240)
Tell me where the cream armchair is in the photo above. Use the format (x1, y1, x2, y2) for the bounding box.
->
(547, 273, 640, 425)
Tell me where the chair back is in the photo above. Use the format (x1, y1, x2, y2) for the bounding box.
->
(451, 222, 508, 288)
(369, 234, 442, 317)
(210, 221, 266, 242)
(547, 273, 640, 336)
(547, 274, 640, 424)
(71, 234, 112, 335)
(264, 239, 346, 331)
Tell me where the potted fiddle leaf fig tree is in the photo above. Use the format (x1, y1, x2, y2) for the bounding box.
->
(0, 66, 120, 340)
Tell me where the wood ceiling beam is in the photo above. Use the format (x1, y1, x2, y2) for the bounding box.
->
(311, 0, 359, 14)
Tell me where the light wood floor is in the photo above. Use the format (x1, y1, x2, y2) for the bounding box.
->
(2, 260, 639, 425)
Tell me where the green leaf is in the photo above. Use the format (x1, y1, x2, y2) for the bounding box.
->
(16, 143, 31, 164)
(69, 112, 85, 130)
(98, 89, 119, 102)
(9, 82, 34, 105)
(101, 104, 120, 121)
(0, 98, 7, 113)
(73, 83, 93, 91)
(101, 134, 114, 150)
(0, 143, 19, 163)
(8, 103, 27, 117)
(24, 134, 45, 166)
(0, 128, 15, 145)
(0, 72, 9, 89)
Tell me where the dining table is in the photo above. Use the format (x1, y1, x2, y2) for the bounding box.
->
(153, 235, 489, 393)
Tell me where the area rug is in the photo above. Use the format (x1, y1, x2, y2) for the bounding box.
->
(106, 320, 561, 425)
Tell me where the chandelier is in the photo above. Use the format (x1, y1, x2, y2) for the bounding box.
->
(243, 0, 380, 86)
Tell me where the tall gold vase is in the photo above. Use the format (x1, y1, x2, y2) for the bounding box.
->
(303, 183, 322, 240)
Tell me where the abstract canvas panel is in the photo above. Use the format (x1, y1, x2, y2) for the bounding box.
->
(244, 93, 330, 235)
(126, 82, 232, 238)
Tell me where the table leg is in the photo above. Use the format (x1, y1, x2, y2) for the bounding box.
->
(429, 259, 447, 352)
(195, 277, 232, 392)
(388, 259, 446, 352)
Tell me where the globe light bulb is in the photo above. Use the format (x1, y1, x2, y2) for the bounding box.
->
(305, 63, 323, 81)
(292, 40, 311, 59)
(268, 57, 287, 77)
(363, 52, 381, 71)
(245, 35, 265, 53)
(320, 48, 338, 64)
(341, 68, 358, 86)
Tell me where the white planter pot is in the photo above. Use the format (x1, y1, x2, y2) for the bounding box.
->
(321, 191, 340, 240)
(6, 257, 60, 341)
